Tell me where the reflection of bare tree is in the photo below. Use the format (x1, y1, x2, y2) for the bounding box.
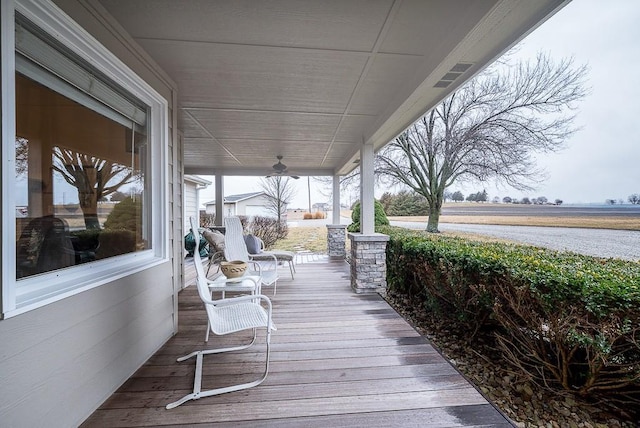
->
(52, 147, 136, 229)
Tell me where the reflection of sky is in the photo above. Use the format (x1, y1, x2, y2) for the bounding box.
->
(53, 172, 80, 204)
(14, 175, 79, 206)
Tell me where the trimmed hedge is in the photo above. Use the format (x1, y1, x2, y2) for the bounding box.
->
(381, 226, 640, 414)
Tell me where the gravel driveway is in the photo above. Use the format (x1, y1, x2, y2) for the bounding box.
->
(391, 221, 640, 261)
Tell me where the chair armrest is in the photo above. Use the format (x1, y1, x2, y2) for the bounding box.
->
(248, 253, 278, 277)
(208, 250, 225, 262)
(214, 293, 272, 310)
(247, 260, 263, 274)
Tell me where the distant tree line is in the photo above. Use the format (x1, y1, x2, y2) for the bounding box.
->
(604, 194, 640, 205)
(446, 190, 563, 205)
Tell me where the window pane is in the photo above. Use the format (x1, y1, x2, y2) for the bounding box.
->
(15, 73, 150, 280)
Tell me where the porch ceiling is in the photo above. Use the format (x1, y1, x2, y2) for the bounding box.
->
(97, 0, 568, 177)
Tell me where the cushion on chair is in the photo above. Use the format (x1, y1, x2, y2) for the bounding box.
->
(244, 234, 262, 254)
(202, 229, 225, 253)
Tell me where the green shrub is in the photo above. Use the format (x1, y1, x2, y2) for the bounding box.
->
(347, 200, 389, 232)
(100, 197, 143, 257)
(379, 190, 429, 216)
(381, 226, 640, 414)
(104, 196, 141, 233)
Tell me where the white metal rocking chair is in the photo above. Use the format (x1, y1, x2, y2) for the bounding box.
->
(166, 218, 275, 409)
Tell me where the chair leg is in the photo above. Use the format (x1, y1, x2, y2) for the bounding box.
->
(288, 260, 294, 279)
(166, 330, 270, 410)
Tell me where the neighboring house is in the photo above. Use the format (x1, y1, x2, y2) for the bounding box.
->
(205, 191, 280, 218)
(183, 175, 211, 231)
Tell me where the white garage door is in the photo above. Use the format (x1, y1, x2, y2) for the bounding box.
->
(245, 205, 273, 218)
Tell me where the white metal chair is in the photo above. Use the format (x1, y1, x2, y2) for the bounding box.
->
(166, 218, 275, 410)
(224, 216, 279, 294)
(188, 217, 262, 342)
(249, 236, 296, 279)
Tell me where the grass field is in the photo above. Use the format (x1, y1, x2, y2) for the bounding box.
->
(273, 227, 332, 253)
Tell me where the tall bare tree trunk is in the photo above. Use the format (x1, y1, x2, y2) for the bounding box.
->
(426, 202, 441, 232)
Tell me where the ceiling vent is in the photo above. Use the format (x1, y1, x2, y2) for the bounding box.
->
(434, 62, 473, 88)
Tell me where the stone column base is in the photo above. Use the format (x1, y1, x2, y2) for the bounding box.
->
(326, 224, 347, 259)
(348, 233, 390, 294)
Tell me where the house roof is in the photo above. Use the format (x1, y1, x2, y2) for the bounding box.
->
(224, 192, 265, 203)
(205, 191, 265, 206)
(98, 0, 568, 178)
(183, 175, 212, 186)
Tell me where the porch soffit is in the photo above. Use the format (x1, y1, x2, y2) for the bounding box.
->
(97, 0, 569, 177)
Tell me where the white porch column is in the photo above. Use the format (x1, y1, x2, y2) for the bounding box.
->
(348, 141, 389, 294)
(360, 142, 375, 234)
(326, 174, 347, 258)
(332, 174, 341, 224)
(214, 174, 224, 227)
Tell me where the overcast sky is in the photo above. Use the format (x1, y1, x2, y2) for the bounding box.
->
(466, 0, 640, 204)
(200, 0, 640, 208)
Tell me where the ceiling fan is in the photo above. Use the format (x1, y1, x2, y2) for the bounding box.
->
(267, 156, 299, 179)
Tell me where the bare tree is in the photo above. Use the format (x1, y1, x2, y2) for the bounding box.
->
(376, 52, 588, 232)
(259, 176, 296, 228)
(52, 147, 136, 229)
(313, 170, 363, 207)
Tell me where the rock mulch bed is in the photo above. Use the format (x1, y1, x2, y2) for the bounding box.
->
(385, 292, 636, 428)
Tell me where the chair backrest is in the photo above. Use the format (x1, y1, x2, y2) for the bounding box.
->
(16, 215, 75, 278)
(223, 217, 249, 263)
(189, 217, 215, 304)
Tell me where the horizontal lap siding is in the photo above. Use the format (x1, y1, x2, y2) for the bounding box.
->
(0, 263, 175, 427)
(0, 1, 180, 426)
(184, 182, 197, 234)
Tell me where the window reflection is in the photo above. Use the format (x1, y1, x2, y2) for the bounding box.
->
(15, 73, 149, 279)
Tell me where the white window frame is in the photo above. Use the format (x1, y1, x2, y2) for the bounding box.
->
(1, 0, 168, 318)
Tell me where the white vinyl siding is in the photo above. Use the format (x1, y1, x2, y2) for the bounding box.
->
(184, 181, 198, 231)
(0, 0, 179, 426)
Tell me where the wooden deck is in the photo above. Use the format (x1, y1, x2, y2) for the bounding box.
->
(82, 256, 512, 427)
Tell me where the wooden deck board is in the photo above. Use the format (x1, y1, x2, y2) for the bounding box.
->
(81, 256, 512, 427)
